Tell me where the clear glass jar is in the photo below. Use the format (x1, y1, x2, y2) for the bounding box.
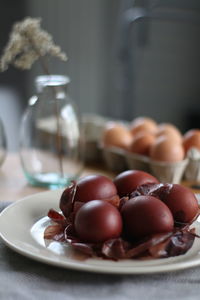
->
(20, 75, 84, 189)
(0, 118, 6, 167)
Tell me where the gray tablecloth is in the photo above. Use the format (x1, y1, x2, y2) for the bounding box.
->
(1, 202, 200, 300)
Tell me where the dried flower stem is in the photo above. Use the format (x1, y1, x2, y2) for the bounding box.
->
(39, 59, 64, 178)
(25, 34, 64, 177)
(43, 62, 64, 177)
(55, 104, 64, 177)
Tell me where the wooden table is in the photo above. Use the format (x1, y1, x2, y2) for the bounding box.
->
(0, 153, 115, 202)
(1, 153, 200, 202)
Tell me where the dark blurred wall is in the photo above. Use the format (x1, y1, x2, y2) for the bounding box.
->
(0, 0, 28, 150)
(0, 0, 28, 103)
(114, 0, 200, 131)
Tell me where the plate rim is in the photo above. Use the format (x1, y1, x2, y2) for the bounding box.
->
(1, 190, 200, 275)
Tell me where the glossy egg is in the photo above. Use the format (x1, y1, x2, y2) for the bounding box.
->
(160, 184, 199, 223)
(113, 170, 159, 197)
(121, 195, 174, 239)
(183, 129, 200, 153)
(74, 200, 123, 242)
(74, 174, 117, 203)
(60, 175, 117, 217)
(102, 122, 132, 150)
(150, 136, 185, 162)
(59, 183, 76, 217)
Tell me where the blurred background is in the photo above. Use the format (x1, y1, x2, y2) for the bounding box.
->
(0, 0, 200, 151)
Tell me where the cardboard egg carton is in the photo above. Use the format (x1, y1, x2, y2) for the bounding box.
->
(184, 148, 200, 182)
(101, 147, 188, 184)
(82, 114, 129, 164)
(82, 114, 107, 164)
(82, 114, 198, 183)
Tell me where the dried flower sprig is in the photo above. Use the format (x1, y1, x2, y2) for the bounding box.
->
(0, 17, 67, 71)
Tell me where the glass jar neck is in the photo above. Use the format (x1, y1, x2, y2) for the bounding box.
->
(35, 75, 70, 93)
(34, 75, 70, 101)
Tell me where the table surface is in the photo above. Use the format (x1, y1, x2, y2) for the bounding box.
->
(1, 153, 200, 202)
(0, 153, 116, 202)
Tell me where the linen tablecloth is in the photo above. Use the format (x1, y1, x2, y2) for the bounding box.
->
(1, 202, 200, 300)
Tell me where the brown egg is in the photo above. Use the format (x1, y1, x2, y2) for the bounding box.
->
(183, 129, 200, 153)
(60, 174, 118, 217)
(136, 182, 199, 223)
(121, 195, 174, 240)
(159, 184, 199, 223)
(150, 136, 185, 162)
(130, 117, 158, 136)
(129, 132, 156, 156)
(74, 200, 122, 243)
(113, 170, 159, 197)
(102, 122, 132, 150)
(156, 123, 182, 143)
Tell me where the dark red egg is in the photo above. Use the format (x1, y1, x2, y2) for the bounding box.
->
(59, 182, 76, 218)
(121, 195, 174, 240)
(74, 174, 117, 203)
(60, 174, 117, 217)
(114, 170, 159, 197)
(74, 200, 123, 243)
(159, 184, 199, 223)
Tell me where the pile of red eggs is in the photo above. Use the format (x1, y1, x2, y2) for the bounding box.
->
(59, 170, 199, 245)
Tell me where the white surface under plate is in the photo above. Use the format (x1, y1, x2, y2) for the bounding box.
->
(0, 190, 200, 274)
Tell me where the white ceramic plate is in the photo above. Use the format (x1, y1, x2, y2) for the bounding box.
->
(0, 190, 200, 274)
